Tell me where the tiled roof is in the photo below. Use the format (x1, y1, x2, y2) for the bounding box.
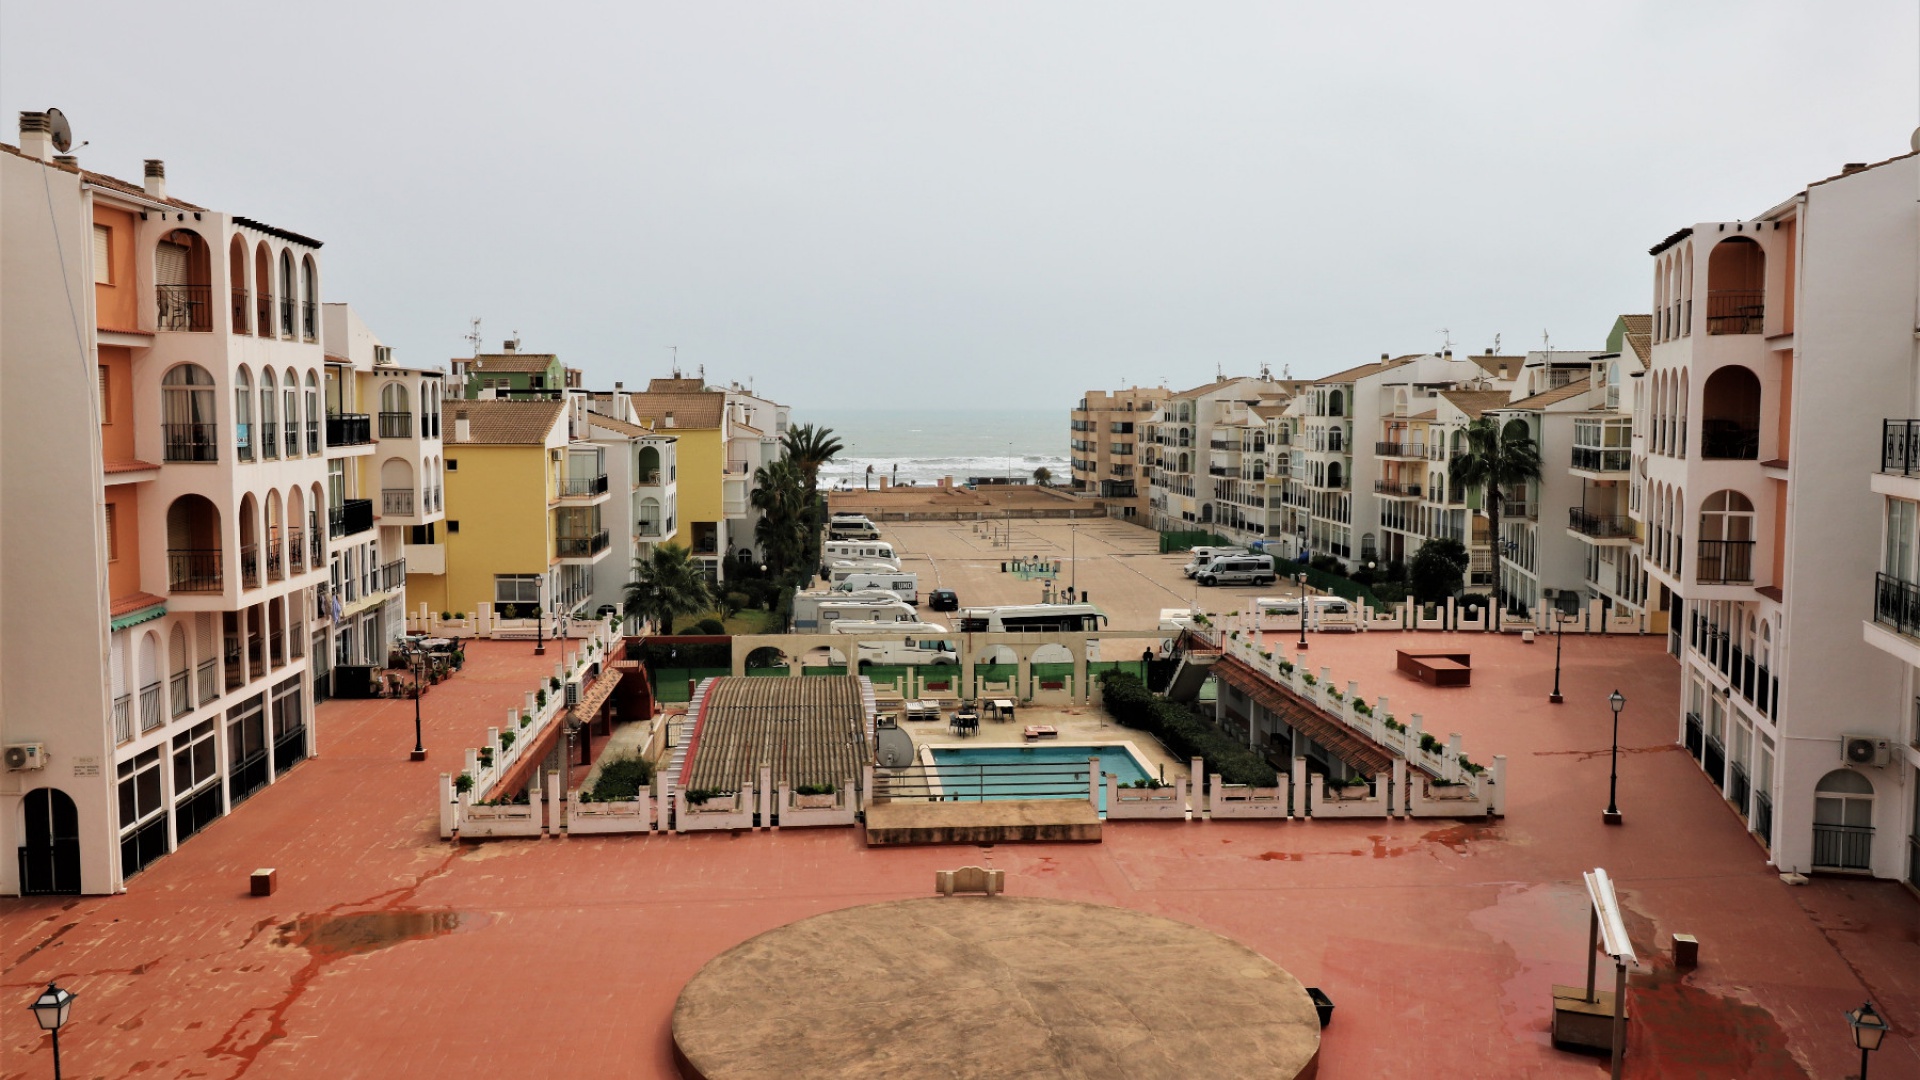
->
(0, 143, 207, 211)
(648, 378, 708, 393)
(1503, 378, 1592, 410)
(1807, 150, 1920, 189)
(103, 459, 159, 474)
(732, 422, 765, 437)
(1466, 355, 1524, 378)
(1436, 390, 1514, 420)
(451, 400, 566, 445)
(110, 591, 168, 618)
(1619, 314, 1653, 369)
(467, 354, 557, 375)
(1314, 356, 1419, 385)
(587, 413, 654, 438)
(629, 391, 725, 429)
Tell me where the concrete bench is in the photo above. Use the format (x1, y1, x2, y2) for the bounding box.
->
(1397, 649, 1472, 687)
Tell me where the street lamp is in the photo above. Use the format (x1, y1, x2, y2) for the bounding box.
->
(29, 982, 75, 1079)
(534, 603, 546, 656)
(408, 640, 427, 761)
(1296, 572, 1310, 652)
(1550, 598, 1576, 705)
(1604, 689, 1624, 825)
(1847, 1001, 1889, 1079)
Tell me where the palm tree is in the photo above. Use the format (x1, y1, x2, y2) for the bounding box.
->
(1032, 466, 1052, 486)
(1448, 416, 1542, 619)
(781, 423, 845, 496)
(750, 458, 808, 576)
(623, 542, 714, 635)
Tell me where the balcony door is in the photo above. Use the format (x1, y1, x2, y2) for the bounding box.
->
(16, 787, 80, 895)
(1812, 769, 1874, 871)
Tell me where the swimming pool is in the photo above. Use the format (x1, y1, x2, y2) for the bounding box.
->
(927, 744, 1153, 811)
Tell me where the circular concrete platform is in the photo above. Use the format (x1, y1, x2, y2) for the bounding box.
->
(672, 897, 1321, 1080)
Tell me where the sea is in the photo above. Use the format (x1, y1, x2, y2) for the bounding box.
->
(802, 408, 1070, 490)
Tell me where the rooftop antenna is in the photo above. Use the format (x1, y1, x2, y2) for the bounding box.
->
(1438, 327, 1454, 356)
(464, 317, 482, 357)
(669, 345, 679, 378)
(1492, 333, 1502, 356)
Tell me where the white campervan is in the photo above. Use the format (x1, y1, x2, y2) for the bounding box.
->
(827, 514, 881, 541)
(824, 540, 898, 564)
(824, 557, 902, 577)
(1195, 554, 1276, 586)
(826, 569, 918, 604)
(791, 592, 918, 631)
(1182, 547, 1249, 578)
(827, 620, 958, 667)
(1254, 595, 1357, 631)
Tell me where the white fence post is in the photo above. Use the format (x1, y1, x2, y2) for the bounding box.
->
(1292, 756, 1308, 817)
(1391, 757, 1408, 817)
(1490, 754, 1507, 815)
(439, 773, 457, 838)
(1191, 757, 1204, 813)
(760, 764, 773, 829)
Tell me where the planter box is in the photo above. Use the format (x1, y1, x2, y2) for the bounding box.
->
(1208, 777, 1291, 819)
(1106, 776, 1188, 821)
(459, 800, 543, 838)
(566, 794, 652, 835)
(795, 793, 839, 809)
(1310, 775, 1390, 819)
(1406, 779, 1489, 819)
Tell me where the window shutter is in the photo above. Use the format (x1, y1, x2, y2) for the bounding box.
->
(93, 225, 111, 284)
(105, 503, 118, 560)
(99, 366, 111, 422)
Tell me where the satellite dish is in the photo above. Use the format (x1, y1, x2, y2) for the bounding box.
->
(46, 108, 72, 153)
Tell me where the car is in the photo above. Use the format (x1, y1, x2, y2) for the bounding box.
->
(927, 589, 960, 612)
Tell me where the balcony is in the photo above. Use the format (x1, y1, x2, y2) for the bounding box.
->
(306, 420, 319, 456)
(1568, 508, 1633, 540)
(1705, 289, 1764, 336)
(285, 422, 299, 458)
(1699, 424, 1759, 460)
(156, 284, 213, 332)
(241, 543, 260, 588)
(163, 423, 218, 463)
(383, 488, 415, 516)
(280, 296, 295, 339)
(328, 499, 374, 538)
(379, 411, 414, 439)
(556, 474, 610, 499)
(637, 517, 664, 538)
(288, 528, 305, 573)
(260, 422, 278, 458)
(326, 414, 372, 447)
(168, 549, 223, 593)
(113, 694, 131, 744)
(1882, 420, 1920, 475)
(1873, 572, 1920, 639)
(1571, 446, 1630, 472)
(231, 288, 250, 334)
(302, 300, 318, 342)
(1373, 479, 1422, 499)
(1375, 441, 1424, 459)
(256, 293, 272, 336)
(556, 531, 611, 559)
(372, 558, 407, 592)
(1812, 823, 1873, 871)
(139, 680, 162, 733)
(1696, 539, 1755, 585)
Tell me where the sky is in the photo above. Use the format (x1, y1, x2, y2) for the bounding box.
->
(4, 1, 1917, 410)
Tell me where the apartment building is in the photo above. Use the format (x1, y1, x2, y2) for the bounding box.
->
(2, 121, 339, 895)
(576, 390, 679, 617)
(720, 382, 792, 572)
(316, 305, 443, 692)
(1143, 376, 1287, 537)
(452, 344, 578, 398)
(1069, 386, 1169, 518)
(1645, 150, 1919, 885)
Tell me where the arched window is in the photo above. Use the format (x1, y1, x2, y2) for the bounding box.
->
(1706, 237, 1765, 335)
(279, 249, 296, 338)
(1329, 427, 1344, 454)
(265, 490, 284, 581)
(1698, 490, 1754, 584)
(638, 445, 661, 482)
(284, 368, 299, 457)
(1328, 462, 1344, 489)
(166, 495, 223, 592)
(1700, 366, 1761, 459)
(259, 368, 278, 459)
(288, 486, 307, 572)
(300, 254, 318, 341)
(1328, 389, 1345, 417)
(1812, 769, 1874, 870)
(639, 496, 663, 537)
(162, 364, 217, 462)
(228, 236, 250, 335)
(234, 367, 254, 460)
(254, 241, 274, 337)
(239, 493, 260, 588)
(380, 383, 411, 440)
(304, 371, 320, 454)
(381, 458, 415, 516)
(154, 228, 211, 332)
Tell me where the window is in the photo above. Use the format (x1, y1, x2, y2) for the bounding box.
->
(495, 574, 542, 604)
(106, 503, 119, 561)
(445, 459, 458, 472)
(99, 366, 112, 423)
(117, 747, 164, 830)
(1887, 500, 1916, 581)
(93, 224, 112, 284)
(447, 520, 460, 534)
(172, 720, 218, 794)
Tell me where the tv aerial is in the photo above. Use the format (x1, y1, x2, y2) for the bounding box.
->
(46, 108, 72, 153)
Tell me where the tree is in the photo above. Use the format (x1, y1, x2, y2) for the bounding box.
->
(1032, 466, 1052, 486)
(623, 542, 714, 635)
(1408, 537, 1469, 603)
(1448, 416, 1543, 617)
(780, 423, 845, 497)
(751, 457, 809, 577)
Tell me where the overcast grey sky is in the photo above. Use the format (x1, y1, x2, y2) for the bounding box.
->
(5, 2, 1916, 409)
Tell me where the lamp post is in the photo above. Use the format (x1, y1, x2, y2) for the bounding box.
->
(1604, 689, 1624, 825)
(1847, 1001, 1889, 1079)
(1550, 605, 1571, 705)
(28, 982, 74, 1079)
(409, 641, 427, 761)
(1296, 572, 1310, 652)
(534, 604, 546, 656)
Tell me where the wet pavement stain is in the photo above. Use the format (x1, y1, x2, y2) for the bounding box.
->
(275, 909, 469, 960)
(1627, 964, 1811, 1079)
(1423, 821, 1499, 854)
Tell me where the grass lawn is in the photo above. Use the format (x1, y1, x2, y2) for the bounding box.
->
(680, 607, 777, 635)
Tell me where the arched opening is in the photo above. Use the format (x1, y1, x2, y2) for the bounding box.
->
(1813, 769, 1874, 870)
(638, 445, 662, 483)
(167, 495, 222, 592)
(1706, 237, 1765, 334)
(1178, 427, 1191, 448)
(239, 492, 260, 589)
(137, 630, 161, 732)
(254, 241, 274, 336)
(1700, 366, 1760, 459)
(288, 486, 307, 573)
(265, 490, 284, 581)
(1253, 431, 1266, 452)
(162, 363, 218, 462)
(16, 788, 81, 895)
(1178, 453, 1189, 474)
(380, 382, 412, 439)
(746, 646, 786, 670)
(234, 366, 254, 461)
(1697, 490, 1754, 584)
(259, 368, 278, 459)
(1199, 504, 1214, 524)
(155, 228, 212, 331)
(169, 623, 191, 717)
(279, 249, 297, 338)
(300, 254, 318, 341)
(381, 457, 416, 516)
(304, 371, 320, 454)
(639, 496, 663, 537)
(309, 482, 326, 566)
(1328, 427, 1344, 454)
(283, 368, 299, 457)
(1327, 389, 1345, 418)
(228, 236, 250, 334)
(269, 598, 287, 668)
(1328, 461, 1344, 489)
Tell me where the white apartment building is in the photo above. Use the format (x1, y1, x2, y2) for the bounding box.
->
(1645, 149, 1920, 886)
(579, 388, 679, 618)
(2, 119, 349, 894)
(1143, 376, 1288, 538)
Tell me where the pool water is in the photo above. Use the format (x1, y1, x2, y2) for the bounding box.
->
(928, 745, 1152, 811)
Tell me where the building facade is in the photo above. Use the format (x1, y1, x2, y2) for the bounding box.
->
(1069, 386, 1168, 518)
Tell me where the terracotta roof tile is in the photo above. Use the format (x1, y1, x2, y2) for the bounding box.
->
(629, 391, 724, 429)
(1436, 390, 1514, 420)
(647, 378, 709, 393)
(466, 354, 558, 375)
(450, 400, 566, 445)
(1502, 378, 1592, 410)
(586, 414, 656, 439)
(110, 591, 168, 617)
(0, 142, 207, 211)
(103, 459, 159, 474)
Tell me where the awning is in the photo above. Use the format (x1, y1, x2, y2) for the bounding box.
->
(1212, 654, 1395, 775)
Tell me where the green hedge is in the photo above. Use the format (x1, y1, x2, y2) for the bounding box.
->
(1268, 556, 1384, 608)
(1160, 530, 1232, 554)
(1098, 670, 1277, 787)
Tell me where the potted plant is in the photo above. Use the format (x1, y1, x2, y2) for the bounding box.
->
(477, 747, 493, 768)
(549, 676, 561, 691)
(793, 782, 838, 809)
(536, 688, 548, 709)
(454, 772, 474, 796)
(1331, 774, 1370, 800)
(500, 730, 516, 751)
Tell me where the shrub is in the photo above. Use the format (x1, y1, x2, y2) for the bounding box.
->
(693, 618, 727, 636)
(588, 756, 654, 802)
(500, 730, 516, 750)
(536, 688, 548, 708)
(477, 747, 493, 768)
(440, 611, 452, 621)
(519, 712, 532, 728)
(794, 782, 836, 796)
(1097, 671, 1277, 787)
(550, 676, 561, 691)
(1459, 755, 1486, 777)
(1353, 699, 1372, 716)
(454, 772, 474, 794)
(723, 591, 751, 618)
(684, 788, 719, 806)
(1419, 733, 1440, 754)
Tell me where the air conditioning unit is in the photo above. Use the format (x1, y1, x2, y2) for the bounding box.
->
(5, 743, 47, 771)
(1842, 735, 1891, 767)
(564, 681, 581, 706)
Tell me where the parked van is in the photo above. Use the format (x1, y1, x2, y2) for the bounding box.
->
(1254, 595, 1357, 631)
(824, 557, 902, 577)
(791, 591, 917, 631)
(827, 620, 958, 667)
(827, 514, 881, 540)
(826, 569, 918, 604)
(1196, 554, 1276, 587)
(1182, 547, 1249, 578)
(824, 540, 897, 564)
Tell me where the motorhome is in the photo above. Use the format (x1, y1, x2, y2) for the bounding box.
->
(1254, 594, 1357, 631)
(1182, 547, 1249, 578)
(824, 540, 898, 564)
(825, 569, 918, 604)
(791, 592, 918, 631)
(1195, 554, 1276, 586)
(824, 556, 903, 577)
(827, 514, 881, 540)
(826, 620, 958, 667)
(955, 603, 1107, 664)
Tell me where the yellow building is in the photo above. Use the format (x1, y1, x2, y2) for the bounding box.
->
(626, 380, 726, 571)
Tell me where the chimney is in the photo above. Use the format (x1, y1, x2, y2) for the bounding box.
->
(1380, 353, 1389, 361)
(53, 154, 78, 169)
(18, 112, 52, 161)
(144, 159, 166, 200)
(454, 409, 471, 442)
(1841, 162, 1868, 175)
(502, 339, 517, 353)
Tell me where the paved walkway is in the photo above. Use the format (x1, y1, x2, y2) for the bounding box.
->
(3, 633, 1916, 1079)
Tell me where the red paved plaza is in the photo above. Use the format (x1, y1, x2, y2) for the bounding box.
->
(4, 634, 1917, 1078)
